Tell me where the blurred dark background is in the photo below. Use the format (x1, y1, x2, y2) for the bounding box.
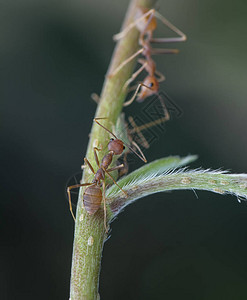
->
(1, 0, 247, 299)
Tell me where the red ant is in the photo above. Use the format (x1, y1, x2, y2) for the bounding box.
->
(67, 118, 147, 232)
(110, 7, 186, 113)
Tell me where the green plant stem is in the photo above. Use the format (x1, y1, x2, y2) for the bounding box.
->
(107, 169, 247, 215)
(70, 1, 157, 299)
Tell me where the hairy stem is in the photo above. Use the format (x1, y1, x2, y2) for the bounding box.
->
(70, 1, 157, 299)
(107, 169, 247, 216)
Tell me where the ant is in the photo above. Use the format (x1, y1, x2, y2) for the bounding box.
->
(110, 7, 186, 113)
(67, 118, 147, 232)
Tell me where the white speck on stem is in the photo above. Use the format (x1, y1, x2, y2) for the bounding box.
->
(208, 179, 217, 185)
(181, 177, 192, 184)
(93, 139, 99, 148)
(220, 180, 229, 185)
(88, 236, 94, 246)
(213, 188, 224, 194)
(239, 183, 247, 189)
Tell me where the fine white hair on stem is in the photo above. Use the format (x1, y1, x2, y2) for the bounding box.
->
(105, 157, 247, 217)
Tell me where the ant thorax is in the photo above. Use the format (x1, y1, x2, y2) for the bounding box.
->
(101, 152, 113, 169)
(93, 168, 105, 183)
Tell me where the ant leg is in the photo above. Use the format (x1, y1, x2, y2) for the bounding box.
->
(102, 180, 108, 233)
(123, 60, 148, 91)
(127, 83, 139, 93)
(118, 152, 129, 177)
(150, 12, 187, 43)
(84, 158, 96, 174)
(94, 117, 108, 122)
(93, 147, 102, 168)
(94, 118, 118, 139)
(104, 168, 128, 196)
(113, 9, 155, 41)
(124, 82, 151, 107)
(67, 183, 94, 221)
(109, 48, 144, 78)
(151, 48, 179, 55)
(107, 164, 125, 173)
(155, 70, 166, 83)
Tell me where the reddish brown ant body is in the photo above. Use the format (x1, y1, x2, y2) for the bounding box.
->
(111, 7, 186, 109)
(67, 118, 146, 232)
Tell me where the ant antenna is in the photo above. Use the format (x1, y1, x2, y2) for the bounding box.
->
(94, 118, 118, 139)
(124, 140, 147, 163)
(94, 118, 147, 163)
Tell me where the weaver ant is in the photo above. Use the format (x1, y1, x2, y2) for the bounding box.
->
(67, 118, 147, 232)
(110, 7, 186, 114)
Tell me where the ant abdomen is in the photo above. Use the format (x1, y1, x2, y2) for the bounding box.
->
(83, 185, 102, 215)
(135, 7, 156, 33)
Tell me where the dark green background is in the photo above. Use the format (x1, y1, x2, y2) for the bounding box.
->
(1, 0, 247, 299)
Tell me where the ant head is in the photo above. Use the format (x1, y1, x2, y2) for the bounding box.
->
(108, 139, 125, 155)
(137, 76, 159, 102)
(94, 118, 145, 162)
(144, 76, 159, 91)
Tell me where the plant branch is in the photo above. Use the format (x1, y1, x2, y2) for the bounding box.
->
(70, 1, 157, 299)
(106, 161, 247, 216)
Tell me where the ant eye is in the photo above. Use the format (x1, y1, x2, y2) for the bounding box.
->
(149, 82, 154, 87)
(123, 146, 125, 150)
(110, 138, 114, 141)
